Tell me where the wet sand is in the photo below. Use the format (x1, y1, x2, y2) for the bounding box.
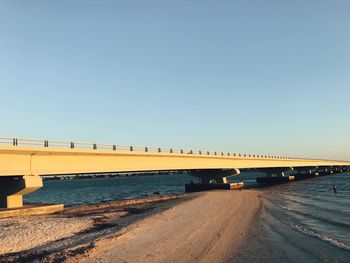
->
(0, 190, 260, 263)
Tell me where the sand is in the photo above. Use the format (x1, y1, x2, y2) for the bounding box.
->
(0, 190, 260, 262)
(0, 216, 92, 255)
(79, 190, 260, 263)
(0, 194, 189, 262)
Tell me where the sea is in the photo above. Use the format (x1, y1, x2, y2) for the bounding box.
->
(259, 172, 350, 262)
(24, 172, 350, 262)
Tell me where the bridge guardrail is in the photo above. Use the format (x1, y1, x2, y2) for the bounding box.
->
(0, 136, 321, 161)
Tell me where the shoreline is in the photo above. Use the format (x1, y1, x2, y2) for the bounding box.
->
(231, 191, 287, 263)
(0, 190, 260, 263)
(2, 180, 350, 262)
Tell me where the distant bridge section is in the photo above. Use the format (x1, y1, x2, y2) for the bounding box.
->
(0, 137, 349, 208)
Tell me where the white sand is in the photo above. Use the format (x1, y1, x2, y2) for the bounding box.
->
(0, 215, 93, 254)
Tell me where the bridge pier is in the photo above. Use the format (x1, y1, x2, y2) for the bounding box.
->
(0, 175, 43, 208)
(256, 167, 295, 184)
(292, 166, 320, 180)
(293, 166, 318, 175)
(258, 167, 294, 177)
(256, 165, 348, 185)
(191, 169, 238, 184)
(185, 169, 243, 192)
(316, 167, 332, 175)
(335, 167, 344, 173)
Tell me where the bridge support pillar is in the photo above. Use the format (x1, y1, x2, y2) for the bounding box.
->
(317, 167, 331, 175)
(294, 168, 315, 175)
(0, 175, 43, 208)
(185, 169, 242, 192)
(256, 167, 294, 184)
(336, 167, 344, 173)
(190, 169, 240, 184)
(258, 167, 294, 177)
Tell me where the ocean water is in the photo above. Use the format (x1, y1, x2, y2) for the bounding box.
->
(260, 172, 350, 262)
(24, 172, 350, 261)
(24, 172, 256, 206)
(24, 174, 193, 206)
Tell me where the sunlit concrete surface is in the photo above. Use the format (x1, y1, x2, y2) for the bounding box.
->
(0, 137, 349, 209)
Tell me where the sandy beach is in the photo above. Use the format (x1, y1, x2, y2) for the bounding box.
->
(0, 190, 260, 263)
(80, 190, 259, 263)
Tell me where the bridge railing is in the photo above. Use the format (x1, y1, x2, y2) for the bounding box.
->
(0, 136, 315, 161)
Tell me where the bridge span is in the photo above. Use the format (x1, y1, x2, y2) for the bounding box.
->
(0, 137, 349, 209)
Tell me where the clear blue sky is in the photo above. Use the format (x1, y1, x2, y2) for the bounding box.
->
(1, 0, 349, 160)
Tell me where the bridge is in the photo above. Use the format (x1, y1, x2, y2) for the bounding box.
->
(1, 137, 350, 209)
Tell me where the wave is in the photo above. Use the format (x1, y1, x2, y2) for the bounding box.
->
(266, 193, 350, 224)
(277, 205, 350, 229)
(278, 204, 292, 211)
(282, 194, 341, 209)
(289, 223, 350, 251)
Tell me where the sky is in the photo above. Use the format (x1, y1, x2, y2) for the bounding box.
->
(0, 0, 349, 160)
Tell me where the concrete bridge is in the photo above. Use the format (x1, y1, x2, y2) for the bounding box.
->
(1, 137, 350, 209)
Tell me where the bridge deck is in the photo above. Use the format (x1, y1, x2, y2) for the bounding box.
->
(0, 145, 349, 176)
(0, 137, 349, 209)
